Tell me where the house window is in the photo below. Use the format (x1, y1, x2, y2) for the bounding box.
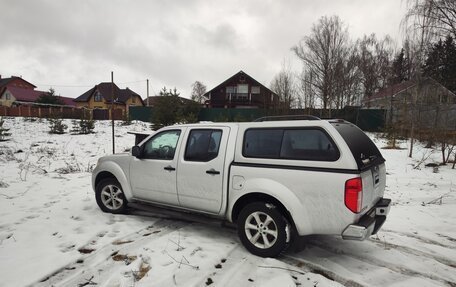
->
(4, 92, 11, 100)
(439, 94, 448, 104)
(94, 92, 102, 102)
(251, 86, 260, 94)
(226, 86, 236, 93)
(226, 86, 236, 100)
(132, 96, 136, 104)
(236, 84, 248, 100)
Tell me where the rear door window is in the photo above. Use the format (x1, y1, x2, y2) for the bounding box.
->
(185, 129, 223, 162)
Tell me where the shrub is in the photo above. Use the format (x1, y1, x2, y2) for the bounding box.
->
(0, 117, 11, 141)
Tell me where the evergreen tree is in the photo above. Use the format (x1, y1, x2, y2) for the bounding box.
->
(390, 49, 408, 84)
(36, 88, 65, 106)
(423, 35, 456, 93)
(49, 118, 67, 134)
(151, 87, 182, 130)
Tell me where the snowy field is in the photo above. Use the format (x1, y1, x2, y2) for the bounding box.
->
(0, 117, 455, 287)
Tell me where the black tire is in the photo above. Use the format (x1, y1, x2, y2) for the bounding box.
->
(237, 202, 289, 257)
(95, 178, 128, 214)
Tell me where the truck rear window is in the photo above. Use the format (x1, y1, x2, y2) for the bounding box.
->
(331, 122, 384, 170)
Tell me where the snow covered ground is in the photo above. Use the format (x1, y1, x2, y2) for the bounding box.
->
(0, 117, 455, 287)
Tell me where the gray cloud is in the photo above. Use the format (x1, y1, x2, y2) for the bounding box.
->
(0, 0, 406, 99)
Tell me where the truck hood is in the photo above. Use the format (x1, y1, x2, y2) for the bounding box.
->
(97, 152, 131, 163)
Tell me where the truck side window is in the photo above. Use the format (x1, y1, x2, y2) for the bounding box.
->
(185, 129, 222, 162)
(143, 130, 181, 160)
(280, 129, 339, 161)
(243, 129, 283, 158)
(243, 128, 339, 161)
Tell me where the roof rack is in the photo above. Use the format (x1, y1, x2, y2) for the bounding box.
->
(253, 115, 321, 122)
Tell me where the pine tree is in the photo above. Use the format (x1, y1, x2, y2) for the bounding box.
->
(36, 88, 65, 106)
(0, 117, 11, 141)
(423, 35, 456, 93)
(48, 114, 67, 134)
(390, 49, 408, 84)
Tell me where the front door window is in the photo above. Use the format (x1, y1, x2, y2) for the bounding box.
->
(143, 130, 181, 160)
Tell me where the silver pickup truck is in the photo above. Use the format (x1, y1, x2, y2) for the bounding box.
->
(92, 118, 391, 257)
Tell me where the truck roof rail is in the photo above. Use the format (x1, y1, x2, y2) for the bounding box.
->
(253, 115, 321, 122)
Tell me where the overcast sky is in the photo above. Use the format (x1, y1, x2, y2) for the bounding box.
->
(0, 0, 407, 99)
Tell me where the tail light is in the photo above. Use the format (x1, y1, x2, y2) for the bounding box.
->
(345, 177, 363, 213)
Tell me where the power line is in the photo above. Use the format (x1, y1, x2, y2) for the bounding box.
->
(35, 83, 94, 88)
(34, 79, 148, 88)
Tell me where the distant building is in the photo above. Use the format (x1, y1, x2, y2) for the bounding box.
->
(0, 75, 75, 107)
(363, 78, 456, 109)
(363, 78, 456, 131)
(203, 70, 279, 109)
(74, 82, 144, 113)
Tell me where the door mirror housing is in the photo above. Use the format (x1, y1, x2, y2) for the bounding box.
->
(131, 145, 141, 158)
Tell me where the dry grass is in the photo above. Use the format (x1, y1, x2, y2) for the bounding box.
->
(133, 262, 151, 281)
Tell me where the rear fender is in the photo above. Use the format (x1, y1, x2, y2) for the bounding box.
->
(229, 178, 313, 235)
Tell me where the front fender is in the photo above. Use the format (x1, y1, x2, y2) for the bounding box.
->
(92, 161, 133, 201)
(229, 177, 313, 236)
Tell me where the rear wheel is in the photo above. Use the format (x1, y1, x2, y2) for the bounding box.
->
(95, 178, 127, 214)
(237, 202, 289, 257)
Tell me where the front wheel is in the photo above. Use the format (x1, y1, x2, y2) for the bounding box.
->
(237, 202, 290, 257)
(95, 178, 127, 214)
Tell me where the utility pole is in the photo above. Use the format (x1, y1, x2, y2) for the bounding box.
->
(146, 79, 149, 106)
(111, 71, 115, 154)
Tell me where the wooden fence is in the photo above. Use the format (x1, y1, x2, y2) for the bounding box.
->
(0, 106, 125, 120)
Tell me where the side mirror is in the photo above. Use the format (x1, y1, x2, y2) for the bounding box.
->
(131, 145, 141, 158)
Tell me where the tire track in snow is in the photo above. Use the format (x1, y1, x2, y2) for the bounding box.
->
(370, 236, 456, 268)
(301, 238, 456, 287)
(34, 218, 188, 286)
(282, 255, 366, 287)
(381, 229, 456, 249)
(196, 246, 344, 287)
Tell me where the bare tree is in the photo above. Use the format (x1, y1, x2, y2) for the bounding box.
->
(292, 15, 352, 115)
(403, 1, 436, 157)
(190, 81, 207, 104)
(270, 63, 297, 111)
(405, 0, 456, 39)
(298, 68, 317, 110)
(356, 34, 395, 100)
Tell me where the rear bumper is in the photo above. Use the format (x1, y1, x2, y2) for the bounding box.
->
(342, 198, 391, 240)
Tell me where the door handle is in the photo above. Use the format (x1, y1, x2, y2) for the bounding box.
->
(164, 165, 176, 171)
(206, 168, 220, 175)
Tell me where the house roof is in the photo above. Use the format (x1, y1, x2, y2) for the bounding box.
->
(365, 78, 456, 103)
(119, 88, 145, 105)
(367, 80, 417, 101)
(4, 86, 76, 106)
(0, 76, 37, 89)
(5, 86, 47, 102)
(203, 70, 278, 98)
(74, 86, 96, 102)
(144, 95, 197, 107)
(58, 96, 77, 106)
(74, 82, 144, 105)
